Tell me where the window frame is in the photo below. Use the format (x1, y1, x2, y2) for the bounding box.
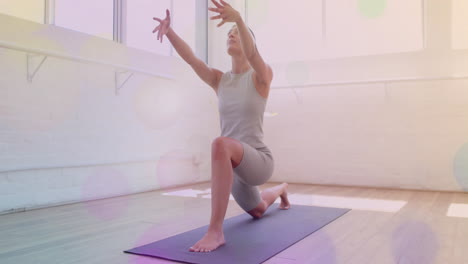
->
(43, 0, 207, 61)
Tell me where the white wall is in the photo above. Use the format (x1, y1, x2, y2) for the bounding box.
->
(209, 0, 468, 192)
(265, 79, 468, 191)
(0, 14, 219, 214)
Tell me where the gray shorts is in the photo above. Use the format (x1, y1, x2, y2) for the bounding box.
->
(231, 141, 274, 212)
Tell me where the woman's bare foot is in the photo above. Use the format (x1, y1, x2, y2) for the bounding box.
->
(189, 231, 225, 252)
(279, 183, 290, 210)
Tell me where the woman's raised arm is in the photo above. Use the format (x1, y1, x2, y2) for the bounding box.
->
(153, 9, 223, 91)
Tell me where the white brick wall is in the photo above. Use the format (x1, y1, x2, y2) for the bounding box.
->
(264, 80, 468, 192)
(0, 18, 219, 214)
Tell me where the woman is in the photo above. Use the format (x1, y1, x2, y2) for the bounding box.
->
(153, 0, 290, 253)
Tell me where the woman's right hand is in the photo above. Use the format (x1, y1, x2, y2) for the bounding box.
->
(152, 9, 171, 43)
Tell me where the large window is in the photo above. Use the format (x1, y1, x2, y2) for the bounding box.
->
(54, 0, 114, 40)
(126, 0, 172, 56)
(125, 0, 197, 57)
(246, 0, 424, 63)
(0, 0, 205, 58)
(246, 0, 322, 63)
(171, 0, 197, 60)
(452, 0, 468, 50)
(325, 0, 423, 58)
(0, 0, 45, 24)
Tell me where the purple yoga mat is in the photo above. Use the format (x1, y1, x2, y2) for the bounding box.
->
(124, 204, 350, 264)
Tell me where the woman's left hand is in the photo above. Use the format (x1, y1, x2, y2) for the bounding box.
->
(208, 0, 241, 27)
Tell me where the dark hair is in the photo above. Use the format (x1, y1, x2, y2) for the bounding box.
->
(228, 26, 256, 41)
(248, 27, 256, 41)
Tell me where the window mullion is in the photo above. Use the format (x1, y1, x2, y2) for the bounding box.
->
(45, 0, 55, 25)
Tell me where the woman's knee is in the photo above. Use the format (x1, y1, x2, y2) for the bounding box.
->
(211, 137, 230, 158)
(248, 200, 267, 219)
(211, 137, 243, 167)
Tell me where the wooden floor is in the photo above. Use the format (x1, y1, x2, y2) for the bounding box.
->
(1, 182, 468, 264)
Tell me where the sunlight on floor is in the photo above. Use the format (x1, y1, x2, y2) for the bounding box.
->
(285, 193, 407, 213)
(162, 188, 212, 198)
(447, 203, 468, 218)
(162, 188, 407, 213)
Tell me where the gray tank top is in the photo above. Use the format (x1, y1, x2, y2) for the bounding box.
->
(217, 68, 271, 153)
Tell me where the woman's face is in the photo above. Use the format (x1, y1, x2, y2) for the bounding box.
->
(227, 26, 242, 56)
